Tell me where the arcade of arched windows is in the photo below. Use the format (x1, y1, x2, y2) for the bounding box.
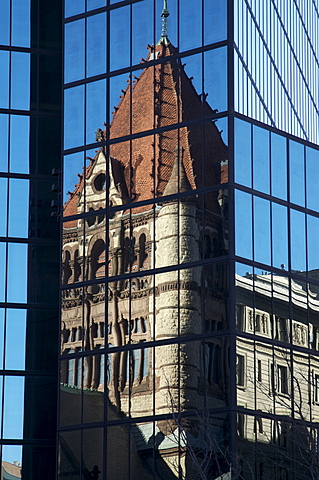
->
(61, 320, 106, 347)
(61, 316, 149, 389)
(62, 230, 151, 285)
(61, 316, 148, 350)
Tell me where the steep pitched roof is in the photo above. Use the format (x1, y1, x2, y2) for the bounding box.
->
(109, 41, 227, 212)
(63, 40, 227, 220)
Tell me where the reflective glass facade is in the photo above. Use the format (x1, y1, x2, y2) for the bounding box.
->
(234, 0, 319, 142)
(0, 0, 62, 478)
(59, 1, 319, 479)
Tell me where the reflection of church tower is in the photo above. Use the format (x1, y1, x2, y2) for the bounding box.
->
(61, 4, 228, 475)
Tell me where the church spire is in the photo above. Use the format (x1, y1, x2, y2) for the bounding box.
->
(158, 0, 170, 45)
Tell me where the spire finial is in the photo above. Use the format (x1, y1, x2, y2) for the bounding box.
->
(161, 0, 170, 39)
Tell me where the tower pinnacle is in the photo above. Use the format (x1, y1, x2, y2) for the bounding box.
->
(160, 0, 170, 41)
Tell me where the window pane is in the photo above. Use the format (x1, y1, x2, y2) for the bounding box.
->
(0, 114, 9, 172)
(0, 310, 4, 370)
(110, 7, 130, 71)
(10, 115, 30, 174)
(0, 178, 8, 237)
(63, 152, 84, 204)
(132, 0, 154, 66)
(3, 376, 25, 439)
(8, 179, 29, 238)
(0, 51, 10, 109)
(290, 209, 306, 271)
(87, 0, 106, 10)
(307, 214, 319, 272)
(86, 13, 106, 78)
(204, 0, 227, 45)
(254, 196, 270, 265)
(204, 47, 227, 113)
(64, 0, 85, 18)
(253, 126, 270, 194)
(271, 132, 287, 200)
(235, 118, 251, 187)
(5, 309, 26, 370)
(0, 0, 10, 45)
(0, 243, 6, 302)
(2, 445, 22, 468)
(86, 80, 106, 145)
(11, 52, 30, 110)
(64, 86, 85, 150)
(180, 0, 202, 51)
(235, 190, 252, 260)
(272, 203, 288, 270)
(12, 0, 30, 47)
(7, 243, 28, 303)
(306, 146, 319, 212)
(64, 20, 85, 83)
(289, 140, 304, 206)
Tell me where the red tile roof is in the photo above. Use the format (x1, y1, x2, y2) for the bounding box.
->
(63, 41, 227, 221)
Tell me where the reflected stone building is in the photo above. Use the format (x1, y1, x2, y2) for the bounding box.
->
(60, 35, 229, 478)
(59, 1, 319, 480)
(236, 271, 319, 479)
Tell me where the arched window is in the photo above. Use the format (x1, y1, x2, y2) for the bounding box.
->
(140, 317, 146, 333)
(91, 323, 98, 338)
(74, 249, 81, 282)
(91, 239, 106, 279)
(77, 327, 82, 341)
(87, 207, 95, 227)
(139, 233, 148, 269)
(97, 207, 104, 224)
(62, 251, 72, 284)
(124, 237, 137, 272)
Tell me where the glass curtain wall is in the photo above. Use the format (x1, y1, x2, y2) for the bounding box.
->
(234, 0, 319, 143)
(0, 0, 62, 479)
(60, 0, 230, 479)
(60, 0, 319, 479)
(234, 120, 319, 480)
(233, 1, 319, 478)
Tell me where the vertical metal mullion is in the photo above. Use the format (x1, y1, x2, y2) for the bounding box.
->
(128, 5, 133, 478)
(227, 1, 238, 473)
(201, 0, 206, 412)
(176, 0, 182, 472)
(151, 5, 157, 479)
(2, 5, 11, 451)
(104, 3, 111, 479)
